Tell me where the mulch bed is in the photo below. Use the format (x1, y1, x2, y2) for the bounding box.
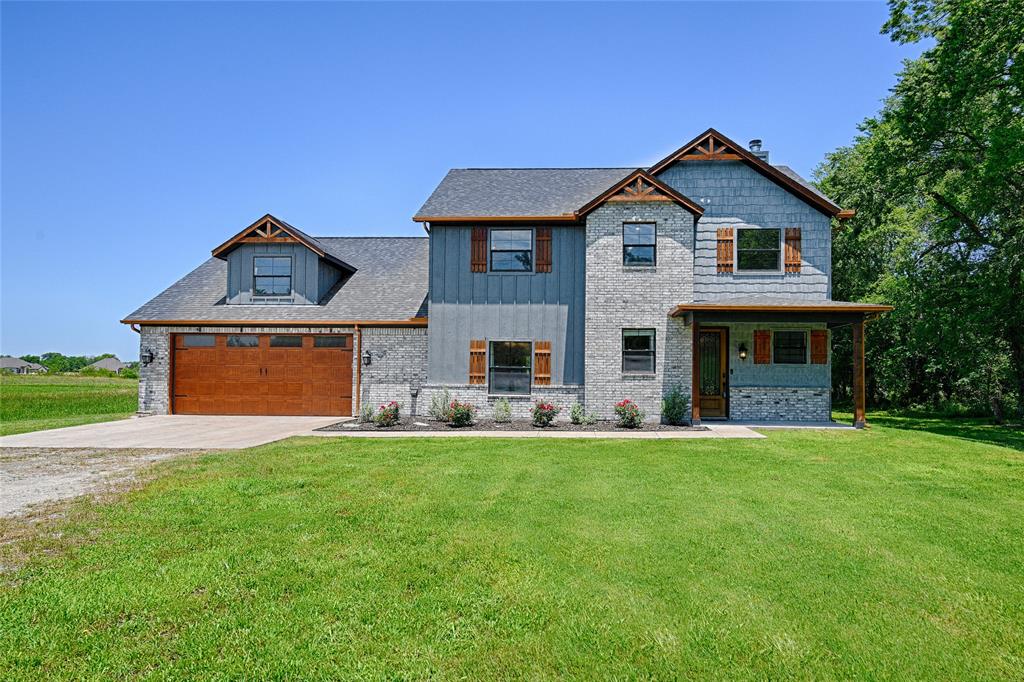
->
(316, 417, 707, 433)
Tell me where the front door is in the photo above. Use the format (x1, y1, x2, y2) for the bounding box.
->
(698, 328, 728, 418)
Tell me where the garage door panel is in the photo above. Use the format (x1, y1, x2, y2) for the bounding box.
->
(173, 333, 352, 416)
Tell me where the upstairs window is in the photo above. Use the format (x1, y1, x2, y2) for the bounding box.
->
(253, 256, 292, 296)
(622, 329, 656, 373)
(773, 330, 807, 364)
(623, 223, 656, 266)
(490, 229, 533, 272)
(489, 341, 532, 394)
(736, 228, 781, 272)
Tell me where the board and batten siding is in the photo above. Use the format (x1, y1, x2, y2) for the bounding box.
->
(226, 243, 341, 305)
(427, 224, 585, 385)
(655, 160, 832, 301)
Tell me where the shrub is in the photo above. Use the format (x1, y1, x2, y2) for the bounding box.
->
(448, 400, 477, 428)
(359, 403, 375, 423)
(661, 385, 690, 425)
(493, 398, 512, 423)
(120, 367, 139, 379)
(531, 400, 560, 427)
(569, 402, 598, 426)
(373, 401, 401, 427)
(614, 399, 645, 428)
(428, 388, 453, 422)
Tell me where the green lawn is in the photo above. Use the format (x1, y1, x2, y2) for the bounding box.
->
(0, 374, 138, 436)
(2, 424, 1023, 679)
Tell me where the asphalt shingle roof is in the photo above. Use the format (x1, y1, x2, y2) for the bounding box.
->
(86, 357, 128, 371)
(414, 165, 835, 219)
(124, 237, 429, 323)
(414, 168, 637, 218)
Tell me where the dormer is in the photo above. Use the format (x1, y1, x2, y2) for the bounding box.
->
(211, 214, 355, 305)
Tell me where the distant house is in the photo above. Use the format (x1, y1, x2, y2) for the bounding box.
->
(84, 357, 129, 374)
(0, 357, 46, 374)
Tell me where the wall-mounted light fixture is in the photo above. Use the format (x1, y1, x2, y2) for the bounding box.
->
(737, 343, 748, 361)
(362, 349, 372, 366)
(140, 348, 156, 366)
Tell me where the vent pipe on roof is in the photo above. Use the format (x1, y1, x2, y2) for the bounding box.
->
(748, 139, 769, 163)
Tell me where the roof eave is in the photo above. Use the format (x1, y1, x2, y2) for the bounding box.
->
(669, 303, 893, 316)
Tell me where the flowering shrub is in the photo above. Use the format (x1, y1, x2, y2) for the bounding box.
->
(531, 400, 560, 427)
(373, 401, 401, 427)
(448, 400, 477, 428)
(493, 397, 512, 423)
(614, 399, 645, 428)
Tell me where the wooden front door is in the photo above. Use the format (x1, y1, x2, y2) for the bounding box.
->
(698, 328, 728, 418)
(172, 334, 353, 416)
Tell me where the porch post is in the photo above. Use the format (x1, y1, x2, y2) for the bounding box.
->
(853, 318, 866, 428)
(691, 320, 701, 425)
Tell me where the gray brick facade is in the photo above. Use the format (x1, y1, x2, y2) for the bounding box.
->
(583, 201, 694, 421)
(419, 384, 585, 421)
(358, 327, 428, 416)
(729, 387, 831, 422)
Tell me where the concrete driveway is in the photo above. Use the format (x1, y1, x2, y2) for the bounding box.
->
(0, 415, 345, 450)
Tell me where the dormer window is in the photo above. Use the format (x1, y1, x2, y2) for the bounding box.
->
(254, 256, 292, 297)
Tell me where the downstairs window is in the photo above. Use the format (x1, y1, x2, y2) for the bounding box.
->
(489, 341, 532, 394)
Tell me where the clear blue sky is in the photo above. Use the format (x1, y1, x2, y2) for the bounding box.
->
(1, 1, 922, 361)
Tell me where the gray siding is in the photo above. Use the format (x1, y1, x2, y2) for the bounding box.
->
(226, 243, 322, 305)
(725, 322, 830, 388)
(426, 224, 585, 385)
(655, 160, 832, 301)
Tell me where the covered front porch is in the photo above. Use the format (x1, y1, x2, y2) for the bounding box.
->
(670, 298, 893, 428)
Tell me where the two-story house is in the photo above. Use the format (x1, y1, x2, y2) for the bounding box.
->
(124, 129, 890, 426)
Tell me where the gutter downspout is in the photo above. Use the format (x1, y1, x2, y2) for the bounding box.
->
(130, 324, 141, 334)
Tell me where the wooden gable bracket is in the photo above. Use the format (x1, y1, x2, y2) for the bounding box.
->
(576, 170, 704, 219)
(239, 218, 298, 243)
(606, 176, 673, 203)
(677, 133, 743, 162)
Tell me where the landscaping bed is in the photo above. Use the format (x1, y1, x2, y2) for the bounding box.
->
(316, 417, 706, 432)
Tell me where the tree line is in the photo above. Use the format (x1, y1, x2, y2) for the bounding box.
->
(816, 0, 1023, 420)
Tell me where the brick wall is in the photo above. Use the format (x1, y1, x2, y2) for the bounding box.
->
(419, 384, 585, 421)
(729, 387, 831, 422)
(358, 327, 428, 416)
(583, 201, 694, 421)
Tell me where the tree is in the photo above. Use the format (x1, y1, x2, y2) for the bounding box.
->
(816, 0, 1024, 417)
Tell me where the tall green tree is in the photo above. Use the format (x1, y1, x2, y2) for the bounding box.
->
(817, 0, 1023, 418)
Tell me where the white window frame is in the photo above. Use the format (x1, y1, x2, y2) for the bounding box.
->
(734, 227, 783, 275)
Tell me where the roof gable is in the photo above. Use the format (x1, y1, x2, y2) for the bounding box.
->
(648, 128, 851, 218)
(211, 214, 355, 271)
(577, 170, 704, 218)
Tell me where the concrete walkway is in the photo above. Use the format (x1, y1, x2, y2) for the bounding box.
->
(311, 423, 765, 439)
(0, 415, 343, 450)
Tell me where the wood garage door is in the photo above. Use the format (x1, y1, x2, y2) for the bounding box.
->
(172, 333, 353, 416)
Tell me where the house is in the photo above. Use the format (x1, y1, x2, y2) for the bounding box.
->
(0, 357, 46, 374)
(124, 128, 890, 426)
(84, 357, 129, 374)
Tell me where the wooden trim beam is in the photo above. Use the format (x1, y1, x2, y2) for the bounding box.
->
(670, 303, 893, 315)
(121, 318, 428, 327)
(413, 215, 579, 223)
(853, 319, 866, 428)
(691, 320, 701, 425)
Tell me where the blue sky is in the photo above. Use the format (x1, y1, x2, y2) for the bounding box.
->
(1, 1, 923, 361)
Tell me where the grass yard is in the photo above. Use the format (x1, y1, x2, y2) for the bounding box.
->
(0, 374, 138, 436)
(2, 422, 1023, 679)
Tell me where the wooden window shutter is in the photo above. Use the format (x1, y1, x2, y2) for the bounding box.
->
(471, 228, 487, 273)
(535, 227, 552, 273)
(784, 228, 802, 273)
(810, 330, 828, 364)
(754, 330, 771, 364)
(716, 227, 734, 273)
(469, 340, 487, 384)
(534, 341, 551, 385)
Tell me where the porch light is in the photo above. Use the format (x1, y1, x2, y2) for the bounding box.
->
(362, 349, 372, 366)
(737, 343, 748, 361)
(140, 348, 155, 366)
